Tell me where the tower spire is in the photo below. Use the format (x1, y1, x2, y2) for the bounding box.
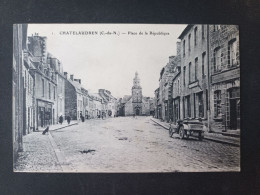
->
(133, 71, 141, 87)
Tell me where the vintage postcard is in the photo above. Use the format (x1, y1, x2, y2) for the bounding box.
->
(13, 24, 240, 172)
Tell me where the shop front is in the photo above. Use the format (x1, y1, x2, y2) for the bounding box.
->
(37, 100, 54, 129)
(228, 87, 240, 130)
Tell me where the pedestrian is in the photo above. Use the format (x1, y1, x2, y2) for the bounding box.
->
(59, 115, 63, 125)
(67, 115, 71, 124)
(80, 113, 84, 122)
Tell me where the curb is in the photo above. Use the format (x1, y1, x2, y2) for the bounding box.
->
(48, 132, 73, 172)
(150, 118, 240, 147)
(151, 118, 169, 130)
(203, 136, 240, 147)
(210, 131, 240, 138)
(50, 122, 78, 132)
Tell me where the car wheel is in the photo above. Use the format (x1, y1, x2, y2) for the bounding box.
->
(179, 126, 185, 139)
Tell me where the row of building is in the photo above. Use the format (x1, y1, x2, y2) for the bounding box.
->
(154, 25, 240, 132)
(13, 25, 117, 161)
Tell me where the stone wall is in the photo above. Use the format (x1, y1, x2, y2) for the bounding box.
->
(65, 80, 77, 120)
(124, 98, 133, 116)
(209, 25, 240, 131)
(180, 24, 209, 120)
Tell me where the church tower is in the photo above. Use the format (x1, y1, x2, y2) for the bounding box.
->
(132, 72, 142, 115)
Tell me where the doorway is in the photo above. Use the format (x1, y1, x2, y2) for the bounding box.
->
(230, 99, 238, 130)
(39, 107, 44, 127)
(136, 108, 140, 115)
(229, 87, 240, 130)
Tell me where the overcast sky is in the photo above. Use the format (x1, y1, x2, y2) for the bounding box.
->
(28, 24, 186, 98)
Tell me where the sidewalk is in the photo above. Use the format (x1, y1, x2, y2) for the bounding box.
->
(14, 121, 78, 172)
(150, 118, 240, 147)
(37, 120, 78, 132)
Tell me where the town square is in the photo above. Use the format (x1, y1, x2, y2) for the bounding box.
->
(13, 24, 240, 172)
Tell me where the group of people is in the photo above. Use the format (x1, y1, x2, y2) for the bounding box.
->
(58, 112, 112, 125)
(58, 115, 71, 125)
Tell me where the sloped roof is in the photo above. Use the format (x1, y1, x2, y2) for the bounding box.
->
(178, 24, 192, 39)
(89, 93, 103, 102)
(67, 79, 83, 94)
(122, 95, 132, 103)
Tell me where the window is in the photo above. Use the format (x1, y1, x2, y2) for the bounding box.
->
(194, 27, 197, 46)
(27, 73, 29, 90)
(42, 79, 44, 97)
(228, 39, 238, 67)
(202, 25, 205, 39)
(183, 40, 185, 57)
(189, 62, 192, 83)
(49, 83, 51, 99)
(188, 34, 191, 51)
(213, 47, 221, 72)
(187, 95, 191, 118)
(214, 90, 221, 118)
(202, 52, 206, 76)
(213, 25, 220, 32)
(177, 79, 180, 94)
(24, 71, 27, 88)
(53, 86, 55, 100)
(183, 66, 186, 86)
(221, 53, 224, 68)
(195, 57, 198, 80)
(197, 92, 204, 118)
(183, 97, 185, 118)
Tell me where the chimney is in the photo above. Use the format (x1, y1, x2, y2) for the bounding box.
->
(64, 72, 68, 79)
(70, 74, 74, 80)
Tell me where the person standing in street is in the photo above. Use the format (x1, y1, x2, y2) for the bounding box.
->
(59, 115, 63, 125)
(80, 113, 84, 122)
(66, 115, 71, 124)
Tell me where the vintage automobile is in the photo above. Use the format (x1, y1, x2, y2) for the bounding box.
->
(169, 118, 207, 141)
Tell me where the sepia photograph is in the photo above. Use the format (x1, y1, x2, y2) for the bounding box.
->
(13, 24, 240, 172)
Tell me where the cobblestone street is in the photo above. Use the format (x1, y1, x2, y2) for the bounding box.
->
(32, 116, 241, 172)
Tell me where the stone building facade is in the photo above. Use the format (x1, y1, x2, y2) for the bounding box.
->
(170, 42, 182, 123)
(23, 50, 35, 135)
(81, 87, 89, 119)
(118, 72, 150, 116)
(154, 24, 240, 133)
(64, 74, 83, 120)
(158, 56, 176, 122)
(89, 93, 103, 118)
(48, 55, 65, 121)
(178, 25, 209, 123)
(209, 25, 240, 131)
(13, 24, 27, 160)
(98, 89, 117, 117)
(154, 88, 159, 118)
(27, 35, 58, 130)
